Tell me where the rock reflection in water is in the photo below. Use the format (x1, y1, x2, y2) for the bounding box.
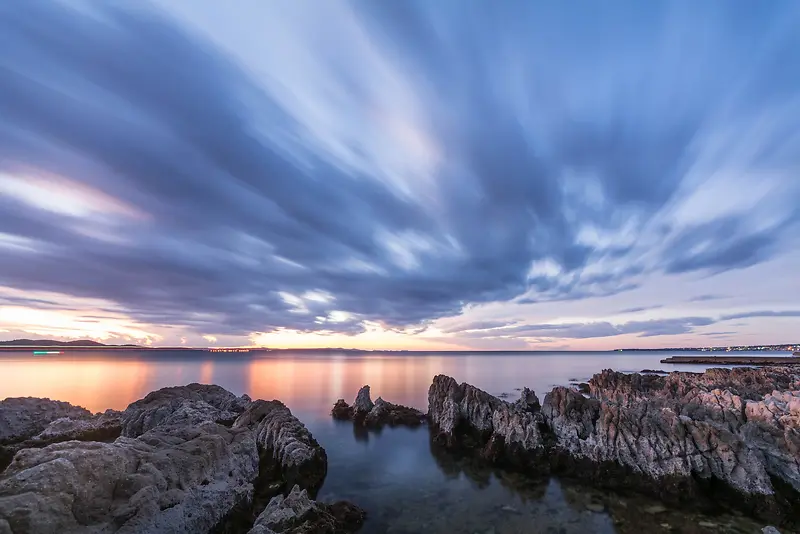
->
(316, 423, 767, 534)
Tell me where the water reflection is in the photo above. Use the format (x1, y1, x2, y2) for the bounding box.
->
(0, 349, 756, 415)
(0, 350, 775, 533)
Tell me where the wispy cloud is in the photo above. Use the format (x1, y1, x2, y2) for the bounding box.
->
(0, 1, 798, 343)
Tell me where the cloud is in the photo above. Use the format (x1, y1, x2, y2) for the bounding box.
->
(439, 320, 517, 334)
(0, 1, 798, 340)
(617, 305, 664, 314)
(720, 310, 800, 321)
(689, 294, 729, 302)
(460, 316, 716, 340)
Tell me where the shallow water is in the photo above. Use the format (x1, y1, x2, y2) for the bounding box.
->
(0, 350, 786, 533)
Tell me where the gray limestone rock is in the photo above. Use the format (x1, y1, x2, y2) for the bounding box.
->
(121, 383, 250, 437)
(353, 386, 374, 417)
(429, 367, 800, 507)
(0, 397, 92, 445)
(0, 398, 122, 472)
(234, 400, 327, 493)
(427, 375, 546, 463)
(0, 383, 329, 534)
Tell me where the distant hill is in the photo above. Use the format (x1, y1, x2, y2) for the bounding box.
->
(0, 339, 112, 347)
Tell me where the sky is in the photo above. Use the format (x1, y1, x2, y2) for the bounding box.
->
(0, 0, 798, 351)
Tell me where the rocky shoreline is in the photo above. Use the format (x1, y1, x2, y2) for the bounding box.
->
(332, 367, 798, 532)
(2, 366, 796, 533)
(0, 384, 364, 534)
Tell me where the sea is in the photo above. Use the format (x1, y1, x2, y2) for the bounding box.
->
(0, 350, 788, 533)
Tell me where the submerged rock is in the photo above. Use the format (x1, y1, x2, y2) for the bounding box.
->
(0, 384, 331, 534)
(248, 485, 365, 534)
(428, 368, 800, 528)
(331, 386, 425, 428)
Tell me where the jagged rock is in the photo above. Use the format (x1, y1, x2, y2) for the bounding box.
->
(512, 388, 540, 413)
(248, 485, 365, 534)
(331, 387, 425, 428)
(428, 368, 800, 528)
(0, 398, 122, 472)
(353, 386, 374, 417)
(0, 415, 258, 533)
(586, 368, 800, 495)
(427, 375, 546, 468)
(762, 526, 781, 534)
(0, 384, 329, 534)
(234, 400, 327, 493)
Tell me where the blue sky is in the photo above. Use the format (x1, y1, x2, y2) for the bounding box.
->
(0, 0, 798, 349)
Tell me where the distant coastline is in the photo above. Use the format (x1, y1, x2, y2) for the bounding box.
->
(0, 338, 797, 353)
(617, 344, 798, 352)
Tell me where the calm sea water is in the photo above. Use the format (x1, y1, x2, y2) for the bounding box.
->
(0, 350, 785, 533)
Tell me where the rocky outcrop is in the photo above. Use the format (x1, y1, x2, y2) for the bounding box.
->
(234, 400, 327, 494)
(428, 368, 800, 528)
(0, 384, 339, 534)
(248, 485, 365, 534)
(121, 383, 250, 437)
(427, 376, 547, 470)
(0, 397, 258, 533)
(0, 398, 122, 471)
(332, 386, 425, 428)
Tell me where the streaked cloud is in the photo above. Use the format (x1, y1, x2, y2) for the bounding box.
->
(0, 1, 798, 347)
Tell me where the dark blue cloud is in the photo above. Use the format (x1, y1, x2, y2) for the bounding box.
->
(0, 1, 798, 338)
(617, 305, 665, 314)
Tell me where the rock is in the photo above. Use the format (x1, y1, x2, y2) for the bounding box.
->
(248, 484, 365, 534)
(353, 386, 374, 417)
(330, 400, 354, 420)
(363, 398, 425, 428)
(0, 398, 122, 472)
(585, 503, 605, 513)
(0, 397, 92, 444)
(121, 383, 250, 437)
(512, 388, 541, 413)
(762, 526, 781, 533)
(0, 414, 258, 533)
(697, 521, 717, 528)
(640, 369, 668, 374)
(331, 387, 425, 429)
(234, 400, 327, 494)
(0, 383, 329, 534)
(427, 375, 546, 469)
(427, 368, 800, 528)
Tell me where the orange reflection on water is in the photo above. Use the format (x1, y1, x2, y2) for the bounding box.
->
(0, 356, 154, 412)
(246, 354, 448, 415)
(1, 351, 496, 416)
